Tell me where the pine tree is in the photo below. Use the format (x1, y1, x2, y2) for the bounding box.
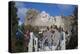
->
(9, 1, 18, 52)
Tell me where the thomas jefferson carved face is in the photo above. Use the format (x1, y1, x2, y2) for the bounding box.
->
(39, 11, 49, 22)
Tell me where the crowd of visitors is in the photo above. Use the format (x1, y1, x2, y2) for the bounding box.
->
(23, 25, 71, 51)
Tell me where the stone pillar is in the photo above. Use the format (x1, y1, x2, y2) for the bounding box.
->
(60, 32, 66, 50)
(33, 36, 38, 52)
(34, 38, 38, 51)
(28, 32, 33, 52)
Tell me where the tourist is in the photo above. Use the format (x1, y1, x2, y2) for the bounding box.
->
(41, 29, 47, 50)
(24, 30, 30, 51)
(46, 27, 53, 50)
(59, 27, 65, 50)
(51, 25, 61, 50)
(41, 27, 53, 50)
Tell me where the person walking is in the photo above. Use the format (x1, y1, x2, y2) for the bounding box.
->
(46, 27, 53, 50)
(24, 30, 30, 51)
(59, 27, 66, 50)
(41, 30, 47, 50)
(51, 25, 61, 50)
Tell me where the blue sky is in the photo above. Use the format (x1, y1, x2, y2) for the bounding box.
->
(15, 1, 76, 25)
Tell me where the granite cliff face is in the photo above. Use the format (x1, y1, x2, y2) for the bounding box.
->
(25, 10, 74, 32)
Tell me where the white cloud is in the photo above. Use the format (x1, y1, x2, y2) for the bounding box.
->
(17, 8, 28, 25)
(17, 8, 27, 18)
